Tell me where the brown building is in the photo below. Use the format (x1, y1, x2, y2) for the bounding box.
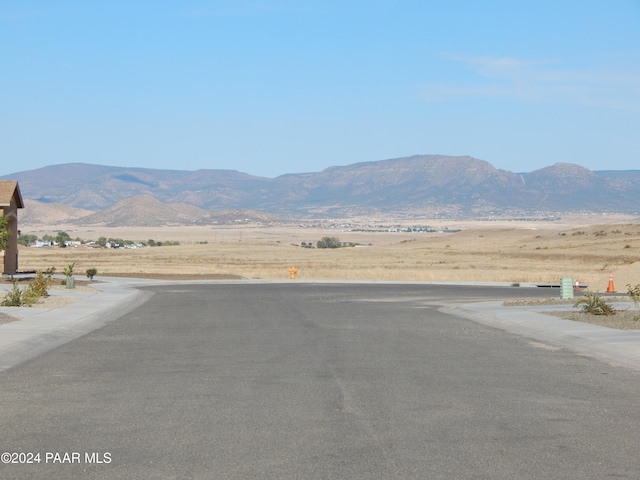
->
(0, 181, 25, 275)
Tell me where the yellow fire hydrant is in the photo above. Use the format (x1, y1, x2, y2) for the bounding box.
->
(289, 266, 297, 279)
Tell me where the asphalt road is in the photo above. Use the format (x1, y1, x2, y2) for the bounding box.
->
(1, 283, 640, 479)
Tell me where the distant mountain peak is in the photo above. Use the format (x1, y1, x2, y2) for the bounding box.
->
(4, 155, 640, 221)
(531, 162, 595, 176)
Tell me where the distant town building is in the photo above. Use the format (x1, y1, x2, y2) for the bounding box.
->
(33, 240, 52, 248)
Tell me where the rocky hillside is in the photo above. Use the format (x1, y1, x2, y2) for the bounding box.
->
(20, 200, 94, 225)
(20, 196, 283, 227)
(71, 196, 210, 227)
(3, 155, 640, 218)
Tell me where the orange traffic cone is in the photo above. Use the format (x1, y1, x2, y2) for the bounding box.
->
(606, 271, 615, 293)
(574, 281, 580, 291)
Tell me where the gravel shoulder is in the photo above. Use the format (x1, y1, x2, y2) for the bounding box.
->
(504, 296, 640, 330)
(547, 310, 640, 330)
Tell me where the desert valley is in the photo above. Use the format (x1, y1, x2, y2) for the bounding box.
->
(3, 156, 639, 292)
(16, 214, 640, 293)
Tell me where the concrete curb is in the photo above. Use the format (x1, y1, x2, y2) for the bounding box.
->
(0, 282, 152, 372)
(443, 302, 640, 372)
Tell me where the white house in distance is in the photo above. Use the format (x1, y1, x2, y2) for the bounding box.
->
(0, 181, 25, 275)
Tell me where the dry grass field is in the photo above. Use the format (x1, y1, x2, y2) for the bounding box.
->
(16, 215, 640, 292)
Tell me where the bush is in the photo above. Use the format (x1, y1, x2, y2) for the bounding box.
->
(21, 270, 55, 306)
(86, 268, 98, 280)
(63, 262, 75, 277)
(627, 284, 640, 310)
(317, 237, 342, 249)
(574, 292, 617, 316)
(55, 231, 71, 246)
(0, 278, 23, 306)
(17, 233, 38, 246)
(0, 270, 54, 307)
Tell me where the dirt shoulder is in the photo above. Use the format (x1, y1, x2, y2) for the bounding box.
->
(0, 273, 243, 284)
(97, 273, 244, 280)
(547, 310, 640, 330)
(504, 297, 640, 330)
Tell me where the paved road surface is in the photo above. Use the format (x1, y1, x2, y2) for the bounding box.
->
(1, 283, 639, 479)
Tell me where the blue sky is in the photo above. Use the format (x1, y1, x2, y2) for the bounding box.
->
(1, 1, 639, 178)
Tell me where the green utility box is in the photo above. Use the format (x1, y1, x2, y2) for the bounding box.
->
(560, 278, 574, 300)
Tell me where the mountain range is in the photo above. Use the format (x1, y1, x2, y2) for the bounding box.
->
(3, 154, 640, 226)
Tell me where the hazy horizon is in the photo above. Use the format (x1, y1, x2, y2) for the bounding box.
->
(3, 155, 640, 181)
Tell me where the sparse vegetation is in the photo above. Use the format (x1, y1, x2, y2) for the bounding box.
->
(147, 239, 180, 247)
(55, 230, 71, 246)
(316, 237, 342, 249)
(17, 233, 38, 246)
(549, 309, 640, 330)
(1, 269, 55, 307)
(627, 284, 640, 320)
(64, 262, 76, 289)
(13, 221, 640, 287)
(574, 292, 617, 316)
(22, 269, 55, 305)
(63, 262, 75, 277)
(0, 278, 23, 306)
(86, 268, 98, 280)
